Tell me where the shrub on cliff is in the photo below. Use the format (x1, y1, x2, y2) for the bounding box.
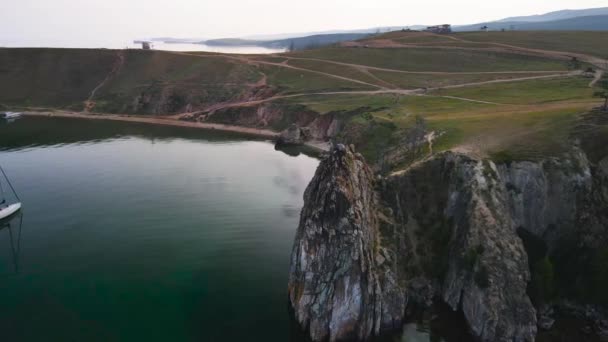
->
(531, 256, 555, 305)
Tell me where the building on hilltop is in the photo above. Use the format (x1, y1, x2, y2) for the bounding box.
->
(424, 24, 452, 34)
(133, 40, 153, 50)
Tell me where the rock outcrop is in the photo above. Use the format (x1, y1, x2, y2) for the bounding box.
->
(288, 144, 406, 342)
(276, 124, 311, 146)
(384, 154, 537, 342)
(289, 144, 608, 342)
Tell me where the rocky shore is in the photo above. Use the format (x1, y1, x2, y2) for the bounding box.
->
(288, 143, 608, 341)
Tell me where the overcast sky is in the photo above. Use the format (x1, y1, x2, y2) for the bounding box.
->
(1, 0, 606, 47)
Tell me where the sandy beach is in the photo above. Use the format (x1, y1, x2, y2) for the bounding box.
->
(21, 111, 330, 152)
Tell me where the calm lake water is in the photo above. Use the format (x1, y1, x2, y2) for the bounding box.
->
(0, 117, 469, 341)
(0, 117, 317, 341)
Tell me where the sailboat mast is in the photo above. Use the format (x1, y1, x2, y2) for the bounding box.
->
(0, 165, 20, 202)
(0, 173, 5, 204)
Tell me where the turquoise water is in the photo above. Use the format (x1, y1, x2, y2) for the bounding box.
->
(0, 117, 475, 342)
(0, 117, 318, 341)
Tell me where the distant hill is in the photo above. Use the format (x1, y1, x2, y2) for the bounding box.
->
(146, 7, 608, 48)
(150, 37, 203, 44)
(454, 15, 608, 32)
(243, 26, 426, 41)
(204, 33, 372, 50)
(498, 7, 608, 22)
(263, 33, 372, 50)
(203, 38, 261, 46)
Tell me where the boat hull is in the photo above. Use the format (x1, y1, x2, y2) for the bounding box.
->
(0, 203, 22, 220)
(1, 112, 22, 119)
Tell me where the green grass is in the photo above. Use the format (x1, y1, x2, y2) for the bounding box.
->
(368, 70, 562, 89)
(0, 48, 117, 108)
(104, 51, 258, 91)
(260, 65, 374, 94)
(392, 34, 457, 44)
(1, 42, 603, 168)
(0, 49, 265, 114)
(278, 93, 396, 113)
(280, 89, 594, 160)
(455, 31, 608, 59)
(289, 47, 570, 72)
(250, 56, 290, 64)
(433, 76, 594, 105)
(285, 59, 387, 87)
(431, 105, 585, 158)
(94, 51, 261, 114)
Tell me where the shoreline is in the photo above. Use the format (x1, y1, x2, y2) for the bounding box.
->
(20, 111, 330, 152)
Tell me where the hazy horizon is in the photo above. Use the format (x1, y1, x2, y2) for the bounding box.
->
(1, 0, 607, 48)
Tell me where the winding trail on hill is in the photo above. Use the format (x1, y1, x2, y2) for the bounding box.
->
(266, 56, 570, 76)
(160, 40, 598, 121)
(485, 42, 608, 71)
(430, 70, 581, 90)
(172, 51, 385, 90)
(590, 70, 605, 87)
(84, 51, 125, 112)
(164, 49, 578, 115)
(174, 89, 508, 118)
(351, 33, 608, 73)
(177, 70, 584, 115)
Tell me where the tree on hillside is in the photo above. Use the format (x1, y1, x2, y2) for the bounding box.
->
(568, 57, 582, 70)
(594, 77, 608, 111)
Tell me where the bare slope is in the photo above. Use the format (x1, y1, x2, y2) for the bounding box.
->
(1, 30, 606, 168)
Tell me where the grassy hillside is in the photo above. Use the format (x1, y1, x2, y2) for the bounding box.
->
(1, 30, 606, 168)
(433, 76, 594, 105)
(205, 33, 371, 50)
(455, 31, 608, 59)
(289, 47, 570, 72)
(93, 51, 261, 113)
(0, 48, 117, 108)
(454, 15, 608, 32)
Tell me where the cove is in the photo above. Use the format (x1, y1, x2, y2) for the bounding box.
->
(0, 117, 318, 341)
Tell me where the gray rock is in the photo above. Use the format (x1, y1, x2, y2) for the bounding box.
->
(276, 124, 310, 146)
(289, 146, 608, 342)
(288, 145, 406, 341)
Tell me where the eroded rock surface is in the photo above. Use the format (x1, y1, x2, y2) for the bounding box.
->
(288, 144, 406, 342)
(276, 124, 310, 146)
(289, 142, 608, 342)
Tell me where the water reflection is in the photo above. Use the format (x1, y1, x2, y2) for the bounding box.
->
(0, 212, 23, 274)
(399, 323, 434, 342)
(281, 204, 301, 218)
(275, 143, 322, 159)
(0, 117, 321, 341)
(0, 116, 266, 152)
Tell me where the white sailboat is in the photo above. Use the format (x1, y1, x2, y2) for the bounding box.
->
(1, 112, 23, 119)
(0, 166, 22, 220)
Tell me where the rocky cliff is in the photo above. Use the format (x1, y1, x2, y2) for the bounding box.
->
(288, 142, 608, 341)
(288, 144, 406, 341)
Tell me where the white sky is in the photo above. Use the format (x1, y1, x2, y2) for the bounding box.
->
(1, 0, 606, 46)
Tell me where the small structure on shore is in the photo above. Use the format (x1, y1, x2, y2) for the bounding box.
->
(424, 24, 452, 34)
(133, 40, 153, 49)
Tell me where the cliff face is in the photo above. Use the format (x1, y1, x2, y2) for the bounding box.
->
(289, 144, 608, 342)
(384, 154, 537, 342)
(288, 144, 406, 342)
